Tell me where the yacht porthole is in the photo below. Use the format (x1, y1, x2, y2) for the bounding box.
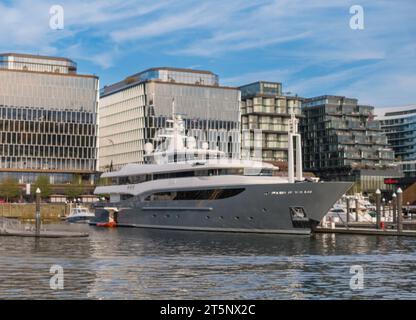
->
(206, 216, 210, 219)
(165, 214, 170, 218)
(219, 216, 224, 219)
(249, 216, 254, 220)
(262, 208, 267, 213)
(152, 214, 157, 218)
(235, 216, 240, 220)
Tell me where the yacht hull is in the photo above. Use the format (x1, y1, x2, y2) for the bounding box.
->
(96, 181, 352, 235)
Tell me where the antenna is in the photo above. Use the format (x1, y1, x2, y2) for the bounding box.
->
(172, 97, 175, 116)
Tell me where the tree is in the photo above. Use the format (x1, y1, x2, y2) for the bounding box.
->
(0, 177, 20, 202)
(65, 176, 84, 200)
(33, 175, 52, 199)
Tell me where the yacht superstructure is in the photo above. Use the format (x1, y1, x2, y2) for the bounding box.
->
(94, 102, 352, 234)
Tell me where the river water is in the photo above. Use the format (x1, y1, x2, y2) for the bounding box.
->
(1, 224, 415, 299)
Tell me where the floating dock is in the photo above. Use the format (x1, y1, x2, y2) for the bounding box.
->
(315, 226, 416, 237)
(0, 217, 88, 238)
(0, 229, 89, 238)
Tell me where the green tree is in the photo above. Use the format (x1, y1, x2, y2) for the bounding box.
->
(0, 177, 21, 202)
(65, 177, 84, 200)
(33, 175, 52, 199)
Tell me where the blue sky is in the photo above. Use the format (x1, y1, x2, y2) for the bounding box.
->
(0, 0, 415, 107)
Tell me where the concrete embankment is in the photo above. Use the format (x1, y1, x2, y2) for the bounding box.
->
(0, 203, 68, 221)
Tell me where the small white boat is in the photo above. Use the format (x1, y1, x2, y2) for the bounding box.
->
(325, 199, 373, 223)
(65, 207, 95, 223)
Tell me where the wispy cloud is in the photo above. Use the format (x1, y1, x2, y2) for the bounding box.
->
(0, 0, 414, 106)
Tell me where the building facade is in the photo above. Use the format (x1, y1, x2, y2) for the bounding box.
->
(301, 95, 397, 192)
(0, 53, 99, 188)
(376, 105, 416, 178)
(99, 67, 240, 171)
(239, 81, 302, 162)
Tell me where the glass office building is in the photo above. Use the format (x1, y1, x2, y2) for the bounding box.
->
(99, 67, 240, 171)
(0, 53, 99, 186)
(239, 81, 302, 162)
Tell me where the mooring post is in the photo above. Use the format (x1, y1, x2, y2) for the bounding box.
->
(375, 189, 381, 229)
(355, 196, 359, 222)
(397, 188, 403, 233)
(35, 188, 41, 237)
(345, 196, 350, 227)
(392, 193, 397, 224)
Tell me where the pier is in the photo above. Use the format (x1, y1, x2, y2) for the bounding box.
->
(317, 188, 416, 237)
(0, 188, 88, 239)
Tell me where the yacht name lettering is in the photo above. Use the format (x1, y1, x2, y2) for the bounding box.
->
(269, 190, 313, 195)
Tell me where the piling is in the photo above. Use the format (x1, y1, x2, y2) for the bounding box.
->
(345, 196, 350, 226)
(397, 188, 403, 233)
(375, 189, 381, 229)
(392, 193, 397, 224)
(35, 188, 41, 237)
(355, 196, 359, 222)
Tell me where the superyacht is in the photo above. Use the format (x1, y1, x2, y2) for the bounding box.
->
(94, 103, 352, 235)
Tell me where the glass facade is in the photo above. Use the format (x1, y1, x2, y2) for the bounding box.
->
(0, 53, 77, 74)
(301, 95, 396, 185)
(99, 68, 240, 171)
(378, 106, 416, 161)
(0, 53, 99, 185)
(240, 81, 301, 162)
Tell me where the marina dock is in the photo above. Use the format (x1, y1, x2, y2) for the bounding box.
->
(0, 189, 89, 238)
(0, 228, 89, 238)
(318, 188, 416, 237)
(315, 226, 416, 237)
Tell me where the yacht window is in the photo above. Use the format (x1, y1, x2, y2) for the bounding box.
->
(119, 176, 131, 184)
(145, 188, 245, 201)
(121, 194, 134, 201)
(111, 168, 249, 186)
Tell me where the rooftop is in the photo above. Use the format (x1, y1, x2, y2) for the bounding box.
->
(0, 52, 76, 64)
(101, 67, 223, 97)
(375, 104, 416, 120)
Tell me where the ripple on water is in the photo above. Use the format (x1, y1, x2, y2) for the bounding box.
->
(1, 226, 416, 299)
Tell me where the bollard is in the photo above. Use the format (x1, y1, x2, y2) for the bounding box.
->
(375, 189, 381, 229)
(355, 196, 359, 222)
(397, 188, 403, 233)
(35, 188, 41, 237)
(392, 193, 397, 224)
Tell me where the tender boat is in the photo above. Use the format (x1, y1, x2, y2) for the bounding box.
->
(65, 206, 95, 223)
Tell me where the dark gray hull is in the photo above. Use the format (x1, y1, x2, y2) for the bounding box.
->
(98, 181, 352, 235)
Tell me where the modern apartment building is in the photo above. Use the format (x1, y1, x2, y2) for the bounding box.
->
(239, 81, 302, 162)
(99, 67, 240, 171)
(301, 95, 398, 192)
(377, 105, 416, 161)
(0, 53, 99, 188)
(376, 105, 416, 199)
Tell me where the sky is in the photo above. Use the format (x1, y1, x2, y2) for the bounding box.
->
(0, 0, 415, 107)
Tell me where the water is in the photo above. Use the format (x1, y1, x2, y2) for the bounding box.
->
(1, 224, 416, 299)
